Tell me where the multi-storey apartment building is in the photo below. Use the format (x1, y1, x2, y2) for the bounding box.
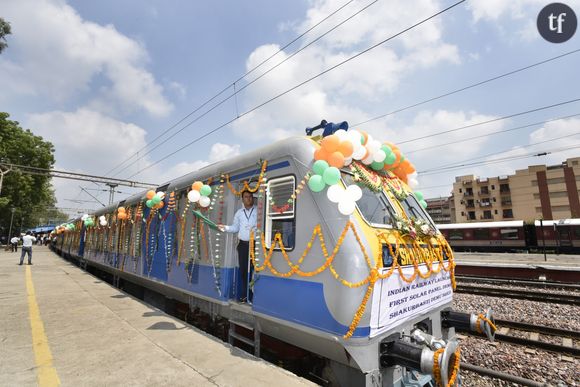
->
(451, 157, 580, 222)
(425, 196, 455, 224)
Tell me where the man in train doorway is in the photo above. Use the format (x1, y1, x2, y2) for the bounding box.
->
(218, 189, 257, 303)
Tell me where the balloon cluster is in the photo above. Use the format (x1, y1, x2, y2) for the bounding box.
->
(98, 215, 107, 226)
(117, 207, 128, 220)
(146, 190, 165, 209)
(187, 181, 212, 208)
(308, 159, 363, 215)
(81, 214, 95, 227)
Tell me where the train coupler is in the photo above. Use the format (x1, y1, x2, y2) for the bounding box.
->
(380, 336, 460, 386)
(442, 308, 496, 342)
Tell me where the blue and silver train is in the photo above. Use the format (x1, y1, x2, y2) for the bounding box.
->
(53, 128, 494, 387)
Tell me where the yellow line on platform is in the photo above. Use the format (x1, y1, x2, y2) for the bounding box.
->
(25, 265, 61, 386)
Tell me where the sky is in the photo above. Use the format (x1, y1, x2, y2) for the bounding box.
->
(1, 0, 580, 218)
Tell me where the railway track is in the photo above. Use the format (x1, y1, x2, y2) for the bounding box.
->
(455, 275, 580, 289)
(468, 319, 579, 356)
(454, 283, 580, 305)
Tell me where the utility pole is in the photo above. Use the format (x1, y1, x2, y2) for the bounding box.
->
(7, 207, 15, 240)
(106, 183, 119, 205)
(540, 219, 546, 262)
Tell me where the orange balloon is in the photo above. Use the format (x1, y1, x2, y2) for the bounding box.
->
(338, 141, 353, 158)
(314, 147, 329, 161)
(328, 151, 345, 168)
(118, 207, 125, 213)
(146, 190, 156, 200)
(360, 131, 368, 145)
(156, 202, 164, 209)
(391, 149, 402, 169)
(191, 181, 203, 191)
(321, 135, 340, 153)
(384, 141, 399, 152)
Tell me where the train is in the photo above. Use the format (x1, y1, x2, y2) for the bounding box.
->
(437, 219, 580, 254)
(52, 123, 494, 387)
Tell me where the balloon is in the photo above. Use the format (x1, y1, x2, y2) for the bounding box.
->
(371, 161, 384, 171)
(347, 130, 362, 145)
(346, 185, 362, 201)
(373, 150, 386, 163)
(362, 149, 374, 165)
(415, 191, 424, 201)
(314, 147, 329, 161)
(187, 190, 201, 203)
(360, 131, 368, 145)
(321, 135, 340, 153)
(408, 177, 419, 189)
(381, 144, 392, 156)
(151, 196, 161, 205)
(191, 181, 203, 191)
(322, 167, 341, 185)
(146, 200, 153, 208)
(308, 175, 326, 192)
(313, 160, 329, 176)
(327, 184, 345, 203)
(100, 220, 108, 226)
(156, 201, 165, 209)
(155, 191, 165, 199)
(99, 215, 106, 221)
(352, 145, 367, 160)
(343, 157, 352, 166)
(118, 207, 125, 213)
(81, 214, 89, 221)
(338, 141, 354, 158)
(420, 199, 428, 209)
(334, 129, 348, 139)
(199, 196, 211, 207)
(146, 190, 156, 200)
(328, 151, 345, 168)
(338, 197, 356, 215)
(200, 185, 212, 196)
(384, 152, 396, 166)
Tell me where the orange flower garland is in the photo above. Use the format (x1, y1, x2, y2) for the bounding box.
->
(226, 160, 268, 195)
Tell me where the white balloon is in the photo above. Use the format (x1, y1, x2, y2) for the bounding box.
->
(187, 190, 201, 203)
(81, 214, 89, 221)
(156, 191, 165, 199)
(373, 150, 386, 163)
(352, 145, 367, 160)
(327, 184, 345, 203)
(368, 139, 381, 153)
(408, 177, 419, 189)
(99, 215, 106, 221)
(347, 130, 362, 144)
(343, 157, 352, 166)
(199, 195, 211, 207)
(346, 185, 363, 201)
(100, 220, 108, 226)
(338, 198, 356, 215)
(362, 152, 374, 165)
(334, 129, 348, 139)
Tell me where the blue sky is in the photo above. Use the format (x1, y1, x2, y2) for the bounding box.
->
(1, 0, 579, 216)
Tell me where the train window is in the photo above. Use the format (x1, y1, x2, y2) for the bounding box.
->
(574, 227, 580, 239)
(265, 176, 296, 250)
(474, 229, 490, 239)
(449, 230, 463, 240)
(397, 194, 436, 229)
(342, 174, 395, 226)
(500, 228, 519, 240)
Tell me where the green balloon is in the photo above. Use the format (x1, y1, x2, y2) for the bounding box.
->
(415, 191, 424, 201)
(152, 196, 161, 204)
(322, 167, 340, 185)
(381, 144, 392, 155)
(146, 199, 153, 208)
(371, 161, 384, 171)
(400, 154, 406, 163)
(200, 185, 212, 196)
(420, 199, 428, 209)
(308, 175, 325, 192)
(384, 152, 396, 165)
(312, 160, 329, 176)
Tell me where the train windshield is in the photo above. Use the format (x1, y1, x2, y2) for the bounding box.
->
(397, 194, 436, 228)
(342, 173, 395, 226)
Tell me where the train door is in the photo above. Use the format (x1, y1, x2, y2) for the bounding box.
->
(556, 225, 573, 250)
(523, 224, 537, 248)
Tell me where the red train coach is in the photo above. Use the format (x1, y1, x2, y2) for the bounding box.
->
(534, 219, 580, 253)
(437, 221, 526, 252)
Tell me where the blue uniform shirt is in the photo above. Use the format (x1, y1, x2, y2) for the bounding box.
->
(224, 205, 257, 241)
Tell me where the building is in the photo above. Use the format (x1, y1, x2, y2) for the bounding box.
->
(425, 196, 455, 224)
(451, 157, 580, 222)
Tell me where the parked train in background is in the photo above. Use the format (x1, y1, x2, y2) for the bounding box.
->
(437, 219, 580, 254)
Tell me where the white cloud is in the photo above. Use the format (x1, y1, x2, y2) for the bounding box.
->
(231, 0, 460, 143)
(0, 0, 173, 117)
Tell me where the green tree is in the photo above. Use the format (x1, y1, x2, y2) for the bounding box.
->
(0, 112, 62, 238)
(0, 17, 11, 54)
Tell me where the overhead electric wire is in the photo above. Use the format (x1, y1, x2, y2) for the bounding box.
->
(127, 0, 467, 179)
(353, 48, 580, 127)
(104, 0, 355, 177)
(406, 112, 580, 154)
(397, 97, 580, 145)
(111, 0, 379, 178)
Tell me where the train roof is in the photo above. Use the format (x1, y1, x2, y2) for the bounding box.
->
(90, 136, 316, 216)
(533, 219, 580, 226)
(437, 220, 524, 229)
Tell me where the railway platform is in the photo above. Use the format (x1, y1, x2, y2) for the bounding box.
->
(0, 246, 313, 387)
(454, 252, 580, 282)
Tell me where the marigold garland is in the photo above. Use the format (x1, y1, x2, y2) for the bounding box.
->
(226, 160, 268, 195)
(475, 314, 497, 335)
(433, 347, 461, 387)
